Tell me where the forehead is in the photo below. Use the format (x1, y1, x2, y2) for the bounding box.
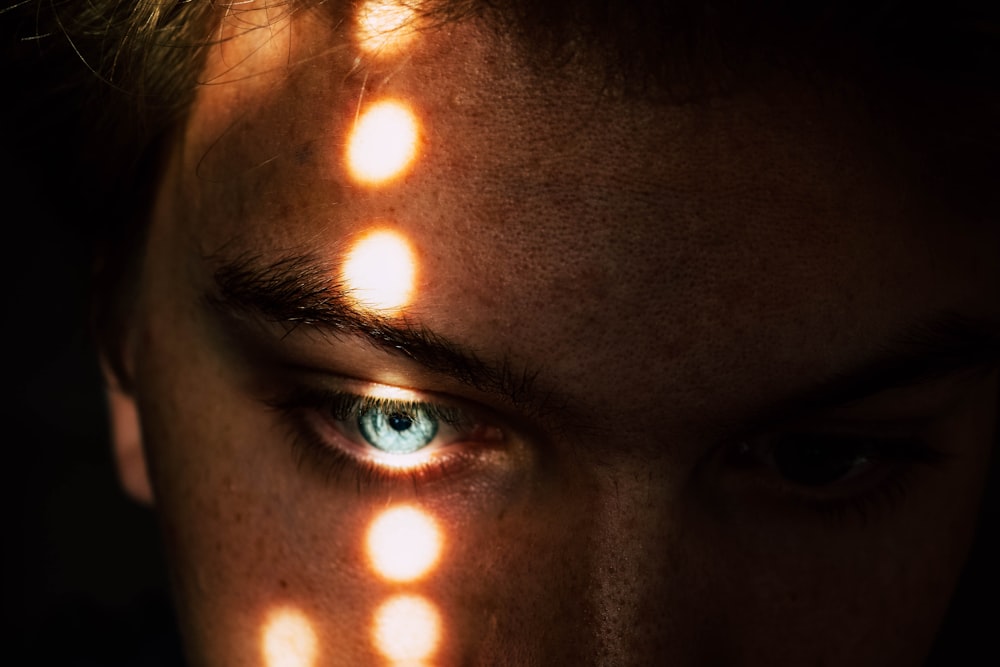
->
(156, 4, 995, 436)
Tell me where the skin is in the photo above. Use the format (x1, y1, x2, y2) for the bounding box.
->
(110, 5, 1000, 665)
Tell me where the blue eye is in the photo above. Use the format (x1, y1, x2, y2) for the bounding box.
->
(357, 405, 439, 454)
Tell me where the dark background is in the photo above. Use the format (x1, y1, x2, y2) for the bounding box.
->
(1, 53, 181, 663)
(1, 161, 179, 665)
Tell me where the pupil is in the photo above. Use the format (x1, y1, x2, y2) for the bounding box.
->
(388, 413, 413, 432)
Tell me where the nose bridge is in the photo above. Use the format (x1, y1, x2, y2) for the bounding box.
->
(582, 458, 707, 666)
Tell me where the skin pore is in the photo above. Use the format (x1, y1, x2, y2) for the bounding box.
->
(110, 3, 1000, 665)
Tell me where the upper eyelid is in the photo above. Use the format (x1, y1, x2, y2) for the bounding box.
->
(269, 362, 533, 427)
(337, 392, 469, 428)
(269, 373, 445, 407)
(268, 378, 491, 430)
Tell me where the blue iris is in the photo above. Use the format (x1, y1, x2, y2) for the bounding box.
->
(357, 405, 439, 454)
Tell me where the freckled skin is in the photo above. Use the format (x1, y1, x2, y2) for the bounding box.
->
(116, 7, 1000, 667)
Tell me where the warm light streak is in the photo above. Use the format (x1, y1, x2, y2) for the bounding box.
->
(341, 229, 416, 313)
(357, 0, 418, 55)
(347, 101, 419, 185)
(374, 595, 441, 662)
(261, 607, 318, 667)
(368, 506, 442, 582)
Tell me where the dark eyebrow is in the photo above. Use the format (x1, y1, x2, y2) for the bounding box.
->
(749, 312, 1000, 429)
(207, 252, 545, 409)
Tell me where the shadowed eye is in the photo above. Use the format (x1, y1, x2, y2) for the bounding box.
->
(358, 405, 440, 454)
(768, 434, 881, 486)
(731, 433, 939, 490)
(721, 430, 944, 522)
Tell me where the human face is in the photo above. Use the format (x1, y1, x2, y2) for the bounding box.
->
(115, 3, 1000, 665)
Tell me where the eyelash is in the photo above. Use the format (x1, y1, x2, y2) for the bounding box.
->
(727, 433, 945, 525)
(268, 385, 485, 490)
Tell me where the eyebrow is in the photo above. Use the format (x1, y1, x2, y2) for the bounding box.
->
(207, 252, 1000, 426)
(207, 252, 546, 410)
(745, 312, 1000, 430)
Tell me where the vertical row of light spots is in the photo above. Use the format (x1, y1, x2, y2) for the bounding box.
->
(349, 3, 448, 665)
(341, 0, 422, 316)
(258, 507, 445, 666)
(368, 507, 444, 663)
(258, 3, 440, 666)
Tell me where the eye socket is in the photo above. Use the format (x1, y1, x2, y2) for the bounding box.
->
(730, 432, 939, 491)
(269, 383, 509, 485)
(764, 434, 880, 487)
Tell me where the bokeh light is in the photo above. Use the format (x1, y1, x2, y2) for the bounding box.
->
(373, 595, 441, 662)
(346, 100, 420, 185)
(368, 506, 442, 582)
(261, 607, 318, 667)
(357, 0, 418, 55)
(341, 229, 416, 313)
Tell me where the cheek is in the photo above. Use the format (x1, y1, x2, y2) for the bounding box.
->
(133, 341, 363, 663)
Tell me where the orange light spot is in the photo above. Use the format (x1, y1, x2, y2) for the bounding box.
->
(346, 100, 419, 185)
(357, 0, 418, 55)
(373, 595, 441, 662)
(368, 506, 442, 582)
(261, 607, 318, 667)
(341, 229, 416, 314)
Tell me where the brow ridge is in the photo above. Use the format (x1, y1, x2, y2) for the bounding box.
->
(207, 251, 548, 411)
